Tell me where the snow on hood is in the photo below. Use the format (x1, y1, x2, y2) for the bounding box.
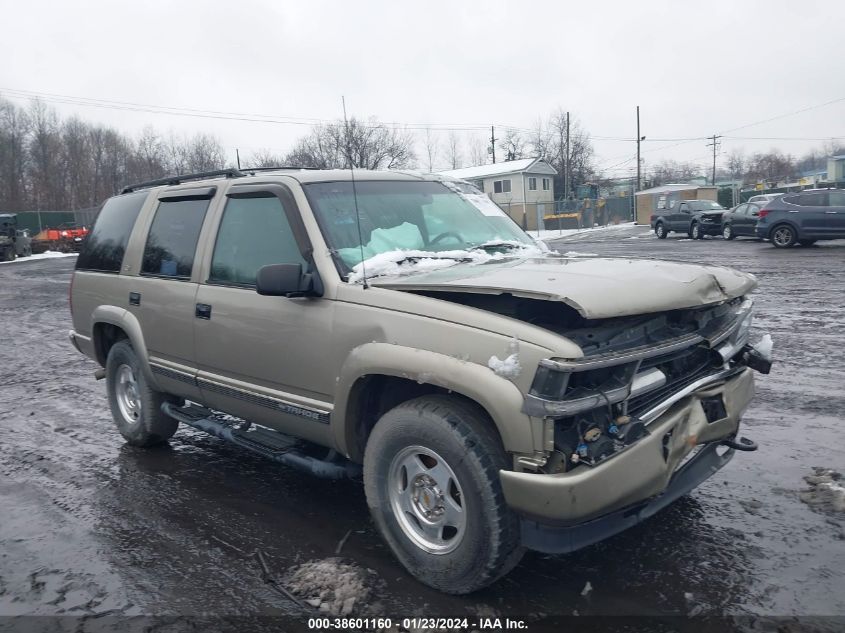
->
(371, 254, 758, 319)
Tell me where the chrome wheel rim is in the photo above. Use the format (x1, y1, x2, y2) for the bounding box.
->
(388, 445, 466, 554)
(773, 227, 793, 246)
(656, 225, 664, 237)
(692, 224, 699, 239)
(723, 225, 731, 239)
(115, 364, 142, 424)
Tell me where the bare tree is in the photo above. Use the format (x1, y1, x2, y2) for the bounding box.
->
(546, 108, 595, 194)
(285, 117, 415, 170)
(422, 127, 439, 172)
(0, 98, 30, 211)
(528, 117, 552, 158)
(648, 160, 702, 187)
(446, 131, 462, 169)
(726, 149, 745, 180)
(499, 129, 526, 162)
(246, 149, 285, 168)
(466, 133, 488, 167)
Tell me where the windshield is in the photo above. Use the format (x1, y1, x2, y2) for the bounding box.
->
(304, 180, 537, 275)
(690, 201, 725, 211)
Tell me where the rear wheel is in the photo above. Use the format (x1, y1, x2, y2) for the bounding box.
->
(105, 340, 178, 446)
(771, 224, 797, 248)
(722, 224, 735, 240)
(363, 395, 522, 594)
(655, 222, 667, 239)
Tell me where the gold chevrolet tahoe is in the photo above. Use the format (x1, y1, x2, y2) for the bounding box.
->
(68, 167, 772, 594)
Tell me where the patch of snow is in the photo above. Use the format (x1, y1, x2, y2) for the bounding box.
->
(533, 222, 637, 242)
(581, 581, 593, 596)
(488, 338, 521, 379)
(348, 243, 545, 284)
(754, 333, 774, 361)
(0, 251, 78, 265)
(800, 468, 845, 514)
(284, 558, 385, 617)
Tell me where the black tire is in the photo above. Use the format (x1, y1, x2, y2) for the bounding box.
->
(799, 239, 817, 247)
(363, 395, 523, 594)
(690, 222, 702, 240)
(771, 224, 797, 248)
(722, 224, 735, 240)
(105, 340, 178, 447)
(655, 222, 667, 239)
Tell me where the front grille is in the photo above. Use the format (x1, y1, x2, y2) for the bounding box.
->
(627, 345, 720, 417)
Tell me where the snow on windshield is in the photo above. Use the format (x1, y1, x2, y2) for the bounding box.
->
(348, 242, 547, 284)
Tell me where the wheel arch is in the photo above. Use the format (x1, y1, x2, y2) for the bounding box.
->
(91, 306, 160, 388)
(333, 343, 536, 463)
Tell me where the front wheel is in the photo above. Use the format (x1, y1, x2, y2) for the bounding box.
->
(771, 224, 797, 248)
(691, 222, 702, 240)
(722, 224, 735, 240)
(105, 340, 178, 446)
(363, 395, 522, 594)
(655, 222, 667, 239)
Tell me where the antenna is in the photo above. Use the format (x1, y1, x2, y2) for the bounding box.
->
(342, 96, 368, 288)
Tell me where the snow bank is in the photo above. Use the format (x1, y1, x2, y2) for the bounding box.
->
(284, 558, 385, 616)
(533, 222, 636, 241)
(0, 251, 78, 265)
(348, 243, 546, 284)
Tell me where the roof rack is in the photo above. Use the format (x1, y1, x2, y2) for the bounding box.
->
(241, 166, 320, 173)
(120, 168, 245, 194)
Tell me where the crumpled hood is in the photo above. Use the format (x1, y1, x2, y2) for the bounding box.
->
(371, 255, 757, 319)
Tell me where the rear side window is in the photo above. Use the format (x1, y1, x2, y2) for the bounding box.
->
(796, 193, 828, 207)
(76, 191, 147, 272)
(829, 191, 845, 206)
(209, 195, 306, 286)
(141, 199, 209, 278)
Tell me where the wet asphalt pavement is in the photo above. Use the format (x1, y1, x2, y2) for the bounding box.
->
(0, 227, 844, 630)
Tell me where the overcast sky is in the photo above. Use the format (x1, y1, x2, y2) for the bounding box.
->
(1, 0, 843, 177)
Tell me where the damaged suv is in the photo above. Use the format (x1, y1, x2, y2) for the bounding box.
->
(69, 168, 772, 594)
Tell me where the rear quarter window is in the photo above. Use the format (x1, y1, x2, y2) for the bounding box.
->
(76, 191, 148, 273)
(141, 198, 210, 279)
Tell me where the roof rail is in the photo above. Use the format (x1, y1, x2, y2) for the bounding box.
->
(120, 168, 245, 194)
(241, 166, 321, 173)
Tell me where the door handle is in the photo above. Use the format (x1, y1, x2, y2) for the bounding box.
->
(129, 292, 141, 306)
(195, 303, 212, 319)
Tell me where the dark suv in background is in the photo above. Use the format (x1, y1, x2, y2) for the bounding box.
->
(755, 189, 845, 248)
(651, 200, 727, 239)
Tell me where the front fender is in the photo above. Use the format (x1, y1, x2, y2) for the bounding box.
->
(91, 305, 160, 389)
(333, 342, 536, 458)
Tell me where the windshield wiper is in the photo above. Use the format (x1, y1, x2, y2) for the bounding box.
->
(470, 241, 524, 252)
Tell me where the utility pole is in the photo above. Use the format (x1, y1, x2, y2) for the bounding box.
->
(636, 106, 641, 192)
(490, 125, 497, 163)
(564, 111, 570, 199)
(706, 134, 722, 185)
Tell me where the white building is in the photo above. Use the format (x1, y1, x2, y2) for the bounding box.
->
(440, 158, 556, 230)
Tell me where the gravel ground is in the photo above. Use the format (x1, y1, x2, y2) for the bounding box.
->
(0, 227, 843, 631)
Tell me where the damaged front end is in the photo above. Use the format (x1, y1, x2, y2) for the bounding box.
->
(501, 296, 772, 552)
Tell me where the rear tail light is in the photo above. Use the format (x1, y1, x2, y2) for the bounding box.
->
(758, 209, 770, 219)
(650, 214, 656, 221)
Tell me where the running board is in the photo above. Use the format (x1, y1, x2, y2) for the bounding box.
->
(161, 402, 361, 480)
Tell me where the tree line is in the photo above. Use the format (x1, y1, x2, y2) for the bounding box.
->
(2, 95, 840, 213)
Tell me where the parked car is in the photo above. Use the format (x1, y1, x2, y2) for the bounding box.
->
(755, 189, 845, 248)
(651, 200, 727, 239)
(747, 193, 783, 205)
(721, 202, 764, 240)
(70, 168, 771, 594)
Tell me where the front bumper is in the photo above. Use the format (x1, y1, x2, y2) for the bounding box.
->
(699, 221, 722, 235)
(500, 367, 755, 538)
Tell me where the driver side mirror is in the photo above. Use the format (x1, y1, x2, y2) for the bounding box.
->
(256, 263, 321, 297)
